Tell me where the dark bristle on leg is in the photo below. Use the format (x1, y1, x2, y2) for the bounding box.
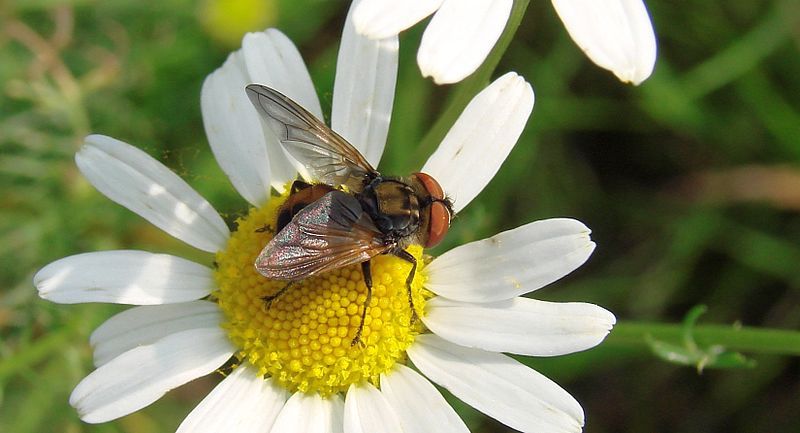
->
(394, 250, 419, 325)
(261, 281, 294, 309)
(351, 261, 373, 347)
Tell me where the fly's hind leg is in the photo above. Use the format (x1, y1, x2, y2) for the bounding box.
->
(254, 224, 273, 233)
(290, 179, 312, 193)
(393, 250, 419, 325)
(351, 261, 373, 347)
(261, 281, 295, 309)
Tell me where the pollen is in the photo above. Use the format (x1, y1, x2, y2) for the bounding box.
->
(213, 192, 429, 396)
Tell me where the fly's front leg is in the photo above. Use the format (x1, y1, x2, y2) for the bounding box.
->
(351, 261, 373, 347)
(393, 249, 419, 325)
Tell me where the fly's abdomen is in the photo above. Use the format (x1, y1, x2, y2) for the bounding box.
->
(276, 181, 335, 233)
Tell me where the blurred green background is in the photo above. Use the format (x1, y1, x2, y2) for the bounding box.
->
(2, 0, 799, 432)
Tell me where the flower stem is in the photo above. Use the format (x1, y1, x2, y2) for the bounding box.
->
(415, 0, 531, 162)
(607, 321, 800, 356)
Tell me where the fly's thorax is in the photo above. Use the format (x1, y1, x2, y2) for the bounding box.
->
(359, 176, 423, 241)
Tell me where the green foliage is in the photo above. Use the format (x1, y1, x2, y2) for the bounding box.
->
(2, 0, 799, 432)
(645, 305, 757, 372)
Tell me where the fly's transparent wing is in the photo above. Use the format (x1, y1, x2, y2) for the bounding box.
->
(246, 84, 377, 191)
(255, 191, 389, 280)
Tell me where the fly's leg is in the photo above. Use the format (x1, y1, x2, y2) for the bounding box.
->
(351, 261, 373, 347)
(290, 179, 311, 193)
(261, 282, 294, 309)
(394, 250, 419, 325)
(254, 224, 273, 233)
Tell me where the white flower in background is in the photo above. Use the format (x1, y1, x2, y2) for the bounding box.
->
(354, 0, 657, 85)
(34, 2, 615, 432)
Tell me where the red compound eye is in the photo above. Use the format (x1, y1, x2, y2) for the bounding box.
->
(426, 201, 450, 247)
(414, 172, 444, 200)
(414, 172, 450, 248)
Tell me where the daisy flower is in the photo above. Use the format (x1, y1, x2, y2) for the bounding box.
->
(353, 0, 657, 85)
(34, 3, 615, 432)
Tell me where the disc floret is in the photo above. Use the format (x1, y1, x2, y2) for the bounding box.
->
(214, 194, 428, 395)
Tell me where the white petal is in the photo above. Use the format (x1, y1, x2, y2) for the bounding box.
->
(551, 0, 656, 85)
(332, 0, 399, 168)
(177, 366, 288, 433)
(34, 250, 214, 305)
(90, 300, 222, 366)
(380, 364, 468, 433)
(270, 392, 344, 433)
(425, 218, 594, 302)
(353, 0, 445, 39)
(417, 0, 512, 84)
(75, 135, 229, 252)
(343, 383, 403, 433)
(421, 72, 533, 213)
(424, 297, 615, 356)
(241, 30, 323, 121)
(241, 29, 324, 187)
(202, 52, 273, 206)
(407, 334, 584, 433)
(204, 30, 322, 199)
(70, 328, 235, 423)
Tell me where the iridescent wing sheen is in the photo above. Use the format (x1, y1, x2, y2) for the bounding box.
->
(255, 191, 389, 280)
(245, 84, 376, 192)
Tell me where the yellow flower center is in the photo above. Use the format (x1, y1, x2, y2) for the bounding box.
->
(214, 192, 428, 396)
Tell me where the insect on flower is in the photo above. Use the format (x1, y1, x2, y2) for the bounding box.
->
(246, 84, 454, 346)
